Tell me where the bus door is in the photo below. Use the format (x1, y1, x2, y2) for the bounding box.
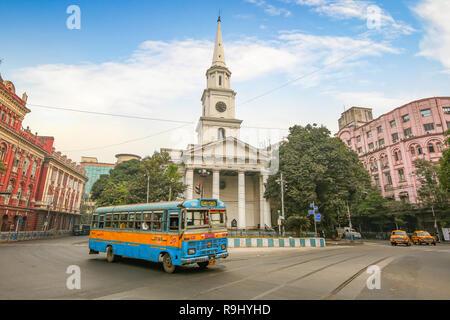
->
(168, 209, 180, 247)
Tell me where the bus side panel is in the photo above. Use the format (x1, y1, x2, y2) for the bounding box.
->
(89, 239, 107, 253)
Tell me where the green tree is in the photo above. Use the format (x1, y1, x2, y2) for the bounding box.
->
(414, 158, 448, 209)
(286, 215, 311, 236)
(438, 129, 450, 192)
(264, 124, 372, 235)
(91, 151, 185, 206)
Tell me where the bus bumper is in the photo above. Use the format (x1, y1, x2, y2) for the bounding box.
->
(181, 252, 228, 265)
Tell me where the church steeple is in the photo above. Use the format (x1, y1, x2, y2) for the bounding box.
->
(212, 16, 226, 68)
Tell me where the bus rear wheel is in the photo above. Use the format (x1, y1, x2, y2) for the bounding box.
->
(198, 261, 209, 269)
(106, 246, 116, 263)
(162, 253, 176, 274)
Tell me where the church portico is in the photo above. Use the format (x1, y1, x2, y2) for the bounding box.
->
(161, 17, 273, 230)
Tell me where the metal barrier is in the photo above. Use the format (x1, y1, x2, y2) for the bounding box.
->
(228, 237, 326, 248)
(228, 230, 317, 238)
(0, 230, 73, 242)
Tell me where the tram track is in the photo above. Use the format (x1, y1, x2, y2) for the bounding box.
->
(250, 253, 367, 299)
(320, 255, 391, 300)
(186, 251, 346, 299)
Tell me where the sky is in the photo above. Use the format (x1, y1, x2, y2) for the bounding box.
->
(0, 0, 449, 163)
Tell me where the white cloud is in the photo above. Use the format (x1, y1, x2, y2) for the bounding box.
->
(10, 32, 399, 162)
(245, 0, 292, 17)
(413, 0, 450, 73)
(294, 0, 415, 36)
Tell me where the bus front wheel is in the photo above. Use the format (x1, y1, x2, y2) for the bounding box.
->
(198, 261, 209, 269)
(162, 253, 176, 274)
(106, 246, 116, 263)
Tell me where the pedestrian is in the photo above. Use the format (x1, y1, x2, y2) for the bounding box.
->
(435, 232, 441, 243)
(322, 230, 326, 239)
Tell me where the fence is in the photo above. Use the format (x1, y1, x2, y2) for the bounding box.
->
(228, 230, 318, 238)
(0, 230, 73, 242)
(228, 237, 326, 248)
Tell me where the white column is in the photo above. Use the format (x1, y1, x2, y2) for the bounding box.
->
(238, 171, 246, 229)
(212, 170, 220, 199)
(262, 174, 271, 228)
(185, 168, 194, 199)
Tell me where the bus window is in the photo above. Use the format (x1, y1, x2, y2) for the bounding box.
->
(105, 213, 112, 228)
(135, 212, 142, 230)
(119, 213, 128, 229)
(98, 215, 104, 228)
(112, 214, 120, 229)
(152, 211, 163, 231)
(91, 214, 98, 228)
(186, 210, 208, 228)
(128, 212, 135, 229)
(210, 210, 226, 226)
(169, 214, 179, 231)
(142, 212, 151, 231)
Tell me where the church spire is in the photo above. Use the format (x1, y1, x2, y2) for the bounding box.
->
(212, 16, 226, 67)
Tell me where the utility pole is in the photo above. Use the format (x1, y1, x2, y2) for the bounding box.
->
(144, 172, 150, 203)
(431, 205, 439, 237)
(346, 201, 353, 242)
(276, 173, 286, 236)
(313, 201, 317, 237)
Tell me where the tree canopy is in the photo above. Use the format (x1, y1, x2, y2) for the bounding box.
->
(264, 124, 372, 235)
(90, 151, 185, 207)
(438, 129, 450, 193)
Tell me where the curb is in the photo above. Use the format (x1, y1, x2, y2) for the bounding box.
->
(228, 237, 326, 248)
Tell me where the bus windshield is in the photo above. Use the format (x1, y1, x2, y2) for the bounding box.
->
(210, 210, 226, 227)
(186, 210, 209, 228)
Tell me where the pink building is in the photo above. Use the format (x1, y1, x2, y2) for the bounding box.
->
(336, 97, 450, 203)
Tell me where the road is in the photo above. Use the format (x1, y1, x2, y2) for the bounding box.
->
(0, 236, 449, 300)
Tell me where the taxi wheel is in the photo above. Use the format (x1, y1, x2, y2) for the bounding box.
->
(106, 246, 116, 263)
(198, 261, 209, 269)
(162, 253, 176, 274)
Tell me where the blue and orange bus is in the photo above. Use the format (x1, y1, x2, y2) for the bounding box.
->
(88, 198, 228, 273)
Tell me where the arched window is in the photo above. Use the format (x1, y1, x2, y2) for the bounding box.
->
(436, 142, 442, 152)
(410, 146, 415, 156)
(0, 143, 7, 160)
(12, 154, 21, 172)
(22, 158, 30, 175)
(428, 143, 435, 153)
(219, 75, 222, 86)
(218, 128, 225, 140)
(30, 161, 37, 178)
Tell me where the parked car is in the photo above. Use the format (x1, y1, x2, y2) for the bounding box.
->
(411, 230, 436, 246)
(336, 227, 362, 240)
(73, 224, 90, 236)
(390, 230, 411, 246)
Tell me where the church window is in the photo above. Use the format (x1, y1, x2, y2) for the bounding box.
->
(219, 75, 222, 86)
(218, 128, 225, 140)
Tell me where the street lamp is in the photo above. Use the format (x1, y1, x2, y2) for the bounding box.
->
(144, 172, 150, 203)
(197, 169, 210, 198)
(276, 173, 287, 236)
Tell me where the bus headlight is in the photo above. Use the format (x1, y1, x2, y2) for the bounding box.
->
(221, 244, 226, 250)
(188, 248, 196, 255)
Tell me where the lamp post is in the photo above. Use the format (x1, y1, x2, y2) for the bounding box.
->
(276, 173, 287, 236)
(144, 172, 150, 203)
(197, 169, 210, 198)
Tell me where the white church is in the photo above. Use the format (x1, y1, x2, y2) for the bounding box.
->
(162, 18, 275, 230)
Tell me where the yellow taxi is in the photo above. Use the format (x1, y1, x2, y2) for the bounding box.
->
(411, 230, 436, 246)
(390, 230, 411, 246)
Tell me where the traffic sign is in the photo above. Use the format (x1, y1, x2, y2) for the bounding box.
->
(315, 217, 321, 222)
(314, 206, 318, 211)
(310, 203, 314, 208)
(308, 210, 314, 215)
(315, 213, 321, 219)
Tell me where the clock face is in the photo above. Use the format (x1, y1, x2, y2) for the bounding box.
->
(215, 102, 227, 113)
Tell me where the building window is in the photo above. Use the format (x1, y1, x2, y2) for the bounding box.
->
(0, 143, 7, 160)
(367, 131, 372, 138)
(402, 114, 410, 122)
(377, 126, 382, 133)
(356, 135, 361, 142)
(447, 121, 450, 129)
(392, 133, 399, 143)
(424, 123, 434, 131)
(218, 128, 225, 140)
(436, 142, 442, 152)
(219, 75, 222, 86)
(421, 109, 431, 117)
(394, 150, 402, 162)
(347, 140, 351, 146)
(374, 174, 379, 186)
(357, 147, 362, 153)
(390, 120, 396, 128)
(384, 173, 392, 185)
(398, 169, 405, 182)
(378, 138, 385, 147)
(443, 107, 450, 114)
(404, 128, 412, 138)
(428, 143, 435, 153)
(410, 146, 415, 156)
(417, 146, 423, 155)
(369, 142, 374, 149)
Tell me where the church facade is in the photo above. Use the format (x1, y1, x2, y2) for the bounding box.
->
(162, 18, 275, 230)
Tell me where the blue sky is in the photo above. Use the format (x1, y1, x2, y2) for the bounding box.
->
(1, 0, 449, 163)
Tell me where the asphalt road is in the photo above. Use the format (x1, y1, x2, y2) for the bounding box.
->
(0, 236, 449, 300)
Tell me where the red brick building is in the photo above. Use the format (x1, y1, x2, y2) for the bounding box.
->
(0, 74, 87, 233)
